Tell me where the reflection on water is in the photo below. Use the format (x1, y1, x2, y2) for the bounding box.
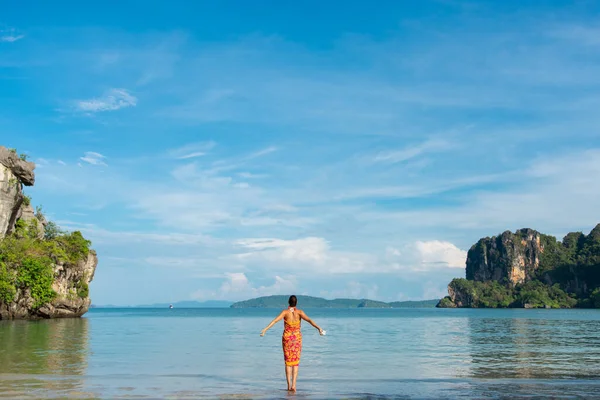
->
(0, 318, 93, 398)
(467, 316, 600, 379)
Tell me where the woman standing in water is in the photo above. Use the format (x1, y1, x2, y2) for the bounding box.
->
(260, 295, 324, 392)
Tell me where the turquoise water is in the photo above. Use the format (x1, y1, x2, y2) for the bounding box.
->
(1, 308, 600, 399)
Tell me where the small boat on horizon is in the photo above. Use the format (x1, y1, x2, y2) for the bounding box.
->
(169, 304, 173, 309)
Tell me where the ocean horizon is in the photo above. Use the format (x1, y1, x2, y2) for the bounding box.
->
(2, 307, 600, 399)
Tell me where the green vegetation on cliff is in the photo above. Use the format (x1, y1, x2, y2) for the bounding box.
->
(0, 214, 92, 309)
(230, 295, 439, 308)
(444, 278, 577, 308)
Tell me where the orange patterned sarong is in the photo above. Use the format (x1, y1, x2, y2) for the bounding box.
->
(282, 319, 302, 366)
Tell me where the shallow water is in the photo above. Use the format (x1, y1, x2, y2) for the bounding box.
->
(1, 308, 600, 399)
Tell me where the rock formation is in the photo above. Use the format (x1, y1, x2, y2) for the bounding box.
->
(0, 147, 35, 239)
(0, 251, 97, 320)
(0, 146, 97, 320)
(438, 224, 600, 308)
(466, 229, 543, 286)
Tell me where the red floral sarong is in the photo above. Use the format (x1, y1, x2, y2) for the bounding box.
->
(282, 319, 302, 366)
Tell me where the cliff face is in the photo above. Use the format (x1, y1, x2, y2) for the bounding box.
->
(0, 147, 35, 238)
(466, 229, 543, 286)
(0, 146, 97, 320)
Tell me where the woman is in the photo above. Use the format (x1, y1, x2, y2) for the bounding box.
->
(260, 295, 324, 392)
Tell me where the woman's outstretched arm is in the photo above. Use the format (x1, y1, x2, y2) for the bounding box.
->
(298, 310, 323, 334)
(260, 311, 286, 336)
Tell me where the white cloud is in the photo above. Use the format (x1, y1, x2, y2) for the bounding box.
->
(236, 237, 329, 264)
(381, 241, 467, 273)
(373, 138, 453, 164)
(0, 28, 24, 43)
(235, 236, 376, 274)
(0, 34, 24, 43)
(238, 172, 268, 179)
(248, 146, 277, 159)
(413, 241, 467, 269)
(330, 171, 511, 202)
(168, 141, 216, 159)
(75, 89, 137, 112)
(192, 273, 297, 301)
(79, 151, 107, 166)
(235, 236, 467, 275)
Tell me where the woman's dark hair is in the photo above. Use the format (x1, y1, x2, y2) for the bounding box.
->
(288, 295, 297, 307)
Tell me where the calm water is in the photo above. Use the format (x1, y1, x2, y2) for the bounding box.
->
(1, 308, 600, 399)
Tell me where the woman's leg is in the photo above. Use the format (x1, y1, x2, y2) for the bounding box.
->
(285, 365, 292, 390)
(291, 366, 299, 391)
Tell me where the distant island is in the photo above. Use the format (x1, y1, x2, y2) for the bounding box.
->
(438, 224, 600, 309)
(230, 295, 439, 309)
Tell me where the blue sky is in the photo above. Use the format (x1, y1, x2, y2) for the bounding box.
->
(2, 0, 600, 305)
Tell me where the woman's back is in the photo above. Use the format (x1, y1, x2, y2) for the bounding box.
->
(283, 308, 302, 326)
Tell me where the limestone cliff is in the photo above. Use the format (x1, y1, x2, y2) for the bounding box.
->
(0, 146, 97, 320)
(0, 147, 35, 239)
(466, 229, 543, 286)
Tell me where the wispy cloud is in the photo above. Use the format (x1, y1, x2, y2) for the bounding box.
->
(358, 149, 600, 237)
(75, 88, 137, 113)
(0, 28, 24, 43)
(204, 146, 278, 175)
(238, 172, 267, 179)
(550, 24, 600, 47)
(372, 139, 454, 164)
(168, 141, 216, 159)
(248, 146, 277, 159)
(80, 151, 107, 166)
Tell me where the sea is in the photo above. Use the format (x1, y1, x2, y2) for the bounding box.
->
(1, 308, 600, 399)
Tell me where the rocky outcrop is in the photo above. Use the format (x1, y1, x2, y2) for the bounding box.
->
(0, 147, 36, 239)
(15, 203, 47, 240)
(0, 147, 35, 186)
(39, 252, 97, 319)
(0, 252, 97, 320)
(446, 283, 471, 307)
(466, 229, 543, 286)
(438, 224, 600, 308)
(0, 145, 97, 320)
